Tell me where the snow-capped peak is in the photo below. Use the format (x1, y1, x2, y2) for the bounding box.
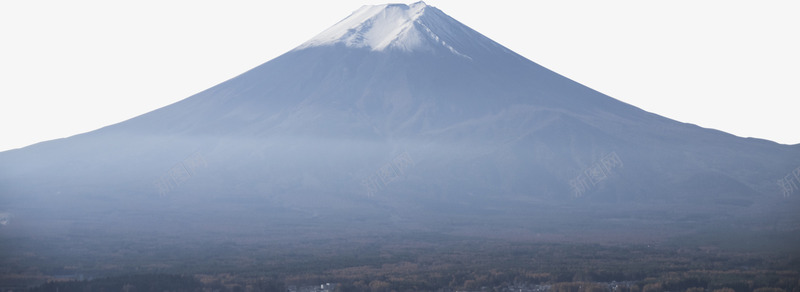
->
(296, 1, 470, 57)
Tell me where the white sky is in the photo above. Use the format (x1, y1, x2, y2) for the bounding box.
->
(1, 1, 798, 152)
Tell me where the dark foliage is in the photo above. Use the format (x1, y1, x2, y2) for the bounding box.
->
(28, 274, 202, 292)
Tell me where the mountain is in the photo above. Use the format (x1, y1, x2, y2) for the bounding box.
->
(1, 1, 799, 249)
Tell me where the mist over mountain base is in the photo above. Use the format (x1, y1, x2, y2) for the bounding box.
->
(2, 195, 799, 291)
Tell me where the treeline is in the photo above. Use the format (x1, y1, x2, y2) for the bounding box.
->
(17, 240, 800, 292)
(28, 274, 203, 292)
(27, 274, 287, 292)
(25, 270, 799, 292)
(325, 270, 798, 292)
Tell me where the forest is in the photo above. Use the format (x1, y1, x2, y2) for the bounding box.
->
(3, 233, 799, 292)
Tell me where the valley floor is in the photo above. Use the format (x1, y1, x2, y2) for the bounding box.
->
(3, 235, 799, 292)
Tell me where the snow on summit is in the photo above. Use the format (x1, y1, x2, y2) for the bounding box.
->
(298, 2, 427, 51)
(297, 1, 479, 58)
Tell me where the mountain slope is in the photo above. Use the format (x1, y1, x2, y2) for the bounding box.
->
(1, 1, 798, 240)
